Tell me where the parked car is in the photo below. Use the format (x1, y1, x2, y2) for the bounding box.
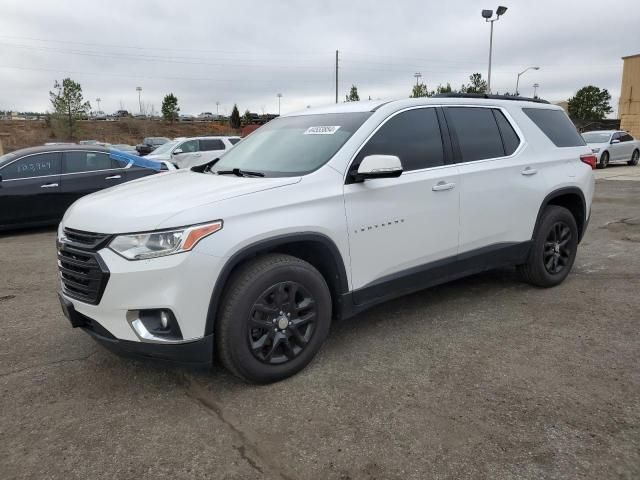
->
(197, 112, 215, 121)
(0, 145, 162, 231)
(179, 114, 196, 122)
(112, 144, 139, 156)
(115, 110, 130, 118)
(92, 111, 107, 121)
(135, 137, 170, 156)
(146, 136, 241, 169)
(57, 95, 595, 383)
(581, 130, 640, 168)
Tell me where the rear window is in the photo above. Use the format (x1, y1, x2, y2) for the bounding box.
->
(200, 139, 225, 151)
(523, 108, 585, 147)
(445, 107, 505, 162)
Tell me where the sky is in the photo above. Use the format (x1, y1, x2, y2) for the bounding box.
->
(1, 0, 638, 117)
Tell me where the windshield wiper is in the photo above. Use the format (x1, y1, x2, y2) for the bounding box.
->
(216, 168, 265, 177)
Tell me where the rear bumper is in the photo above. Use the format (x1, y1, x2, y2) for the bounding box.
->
(59, 292, 213, 366)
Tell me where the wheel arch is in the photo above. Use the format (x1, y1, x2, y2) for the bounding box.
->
(533, 187, 587, 242)
(204, 233, 350, 336)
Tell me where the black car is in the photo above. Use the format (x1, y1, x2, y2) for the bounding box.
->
(135, 137, 170, 156)
(0, 145, 159, 231)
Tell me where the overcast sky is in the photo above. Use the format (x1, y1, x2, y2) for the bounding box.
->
(1, 0, 638, 117)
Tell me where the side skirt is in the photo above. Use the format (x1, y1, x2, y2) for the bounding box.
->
(338, 241, 532, 320)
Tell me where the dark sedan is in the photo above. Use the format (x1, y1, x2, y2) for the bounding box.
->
(135, 137, 170, 156)
(0, 145, 161, 231)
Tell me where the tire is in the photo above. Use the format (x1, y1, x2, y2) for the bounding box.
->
(517, 205, 579, 288)
(629, 149, 639, 166)
(597, 151, 609, 169)
(216, 254, 332, 384)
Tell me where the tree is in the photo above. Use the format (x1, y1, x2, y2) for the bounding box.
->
(229, 104, 241, 129)
(345, 85, 360, 102)
(460, 73, 488, 94)
(436, 83, 453, 94)
(161, 93, 179, 122)
(410, 83, 429, 98)
(568, 86, 613, 121)
(49, 78, 91, 140)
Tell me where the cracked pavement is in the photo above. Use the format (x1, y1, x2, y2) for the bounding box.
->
(1, 175, 639, 479)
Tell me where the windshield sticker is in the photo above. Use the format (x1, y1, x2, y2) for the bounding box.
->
(304, 126, 341, 135)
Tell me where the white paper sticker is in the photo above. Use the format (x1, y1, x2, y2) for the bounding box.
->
(304, 126, 341, 135)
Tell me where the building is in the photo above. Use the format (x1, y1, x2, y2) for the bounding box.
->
(619, 53, 640, 138)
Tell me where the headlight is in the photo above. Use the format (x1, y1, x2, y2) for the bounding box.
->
(592, 148, 600, 153)
(109, 220, 223, 260)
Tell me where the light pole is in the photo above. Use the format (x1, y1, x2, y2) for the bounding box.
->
(215, 101, 220, 117)
(277, 93, 283, 115)
(533, 83, 540, 98)
(95, 97, 101, 112)
(414, 72, 422, 86)
(481, 6, 508, 94)
(516, 66, 540, 96)
(136, 86, 142, 115)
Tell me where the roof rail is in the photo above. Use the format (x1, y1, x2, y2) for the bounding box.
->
(432, 93, 550, 104)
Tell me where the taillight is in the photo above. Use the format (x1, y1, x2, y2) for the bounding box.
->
(580, 154, 597, 169)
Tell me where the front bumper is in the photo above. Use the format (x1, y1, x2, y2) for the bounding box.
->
(59, 292, 213, 366)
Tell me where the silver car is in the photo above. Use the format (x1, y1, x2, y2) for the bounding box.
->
(582, 130, 640, 168)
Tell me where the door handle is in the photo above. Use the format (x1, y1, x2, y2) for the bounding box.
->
(105, 175, 122, 180)
(521, 167, 538, 176)
(40, 183, 59, 188)
(432, 181, 455, 192)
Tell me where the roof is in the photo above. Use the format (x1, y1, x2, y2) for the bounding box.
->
(622, 53, 640, 60)
(3, 144, 111, 160)
(284, 95, 559, 117)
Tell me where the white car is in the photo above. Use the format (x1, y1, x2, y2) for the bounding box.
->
(145, 136, 241, 169)
(581, 130, 640, 168)
(57, 95, 595, 383)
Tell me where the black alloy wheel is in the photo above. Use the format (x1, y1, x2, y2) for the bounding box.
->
(629, 150, 639, 166)
(543, 222, 573, 275)
(248, 281, 317, 364)
(599, 151, 609, 169)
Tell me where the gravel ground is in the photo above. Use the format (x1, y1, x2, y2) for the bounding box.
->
(1, 175, 639, 479)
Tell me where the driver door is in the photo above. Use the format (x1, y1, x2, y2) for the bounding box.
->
(343, 107, 460, 303)
(172, 139, 201, 168)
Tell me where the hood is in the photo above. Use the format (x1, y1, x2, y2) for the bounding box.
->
(63, 170, 301, 233)
(145, 152, 171, 161)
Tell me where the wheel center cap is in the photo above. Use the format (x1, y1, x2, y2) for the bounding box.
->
(277, 316, 289, 330)
(554, 243, 560, 254)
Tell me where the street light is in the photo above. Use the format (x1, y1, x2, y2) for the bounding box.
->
(277, 93, 283, 115)
(95, 97, 101, 112)
(215, 101, 220, 117)
(136, 86, 142, 115)
(516, 66, 540, 96)
(533, 83, 540, 98)
(481, 6, 508, 94)
(414, 72, 422, 86)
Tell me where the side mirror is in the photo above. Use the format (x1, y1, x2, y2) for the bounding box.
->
(352, 155, 403, 182)
(611, 139, 620, 144)
(173, 148, 184, 155)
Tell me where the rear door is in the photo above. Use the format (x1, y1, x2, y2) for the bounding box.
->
(59, 150, 127, 212)
(0, 151, 62, 227)
(446, 106, 546, 253)
(198, 139, 227, 166)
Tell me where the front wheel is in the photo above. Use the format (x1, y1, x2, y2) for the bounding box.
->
(518, 206, 579, 288)
(629, 149, 639, 166)
(598, 151, 609, 169)
(216, 254, 332, 383)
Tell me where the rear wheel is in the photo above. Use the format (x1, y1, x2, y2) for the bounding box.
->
(217, 254, 331, 383)
(518, 206, 578, 288)
(629, 149, 639, 166)
(598, 151, 609, 169)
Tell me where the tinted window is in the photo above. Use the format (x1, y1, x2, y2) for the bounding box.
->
(493, 110, 520, 155)
(620, 133, 634, 142)
(178, 140, 198, 153)
(446, 107, 504, 162)
(523, 108, 585, 147)
(63, 151, 113, 173)
(0, 152, 61, 180)
(228, 138, 241, 145)
(356, 108, 444, 172)
(199, 139, 225, 151)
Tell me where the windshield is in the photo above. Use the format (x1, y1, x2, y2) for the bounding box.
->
(150, 140, 179, 155)
(212, 112, 371, 176)
(582, 132, 611, 143)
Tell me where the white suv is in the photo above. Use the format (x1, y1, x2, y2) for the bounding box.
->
(57, 95, 595, 383)
(146, 136, 241, 169)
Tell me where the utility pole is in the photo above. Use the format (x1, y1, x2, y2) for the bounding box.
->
(136, 86, 142, 114)
(277, 93, 283, 115)
(335, 50, 339, 104)
(414, 72, 422, 86)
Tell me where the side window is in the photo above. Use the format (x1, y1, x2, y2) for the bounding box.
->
(522, 108, 585, 147)
(199, 139, 225, 151)
(493, 110, 520, 156)
(620, 133, 633, 142)
(446, 107, 505, 162)
(0, 152, 61, 180)
(229, 138, 241, 145)
(611, 132, 621, 142)
(178, 140, 198, 153)
(63, 151, 113, 173)
(355, 108, 444, 172)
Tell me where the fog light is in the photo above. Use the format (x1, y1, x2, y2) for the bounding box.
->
(127, 309, 184, 343)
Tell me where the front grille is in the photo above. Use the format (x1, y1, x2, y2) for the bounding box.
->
(58, 228, 111, 305)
